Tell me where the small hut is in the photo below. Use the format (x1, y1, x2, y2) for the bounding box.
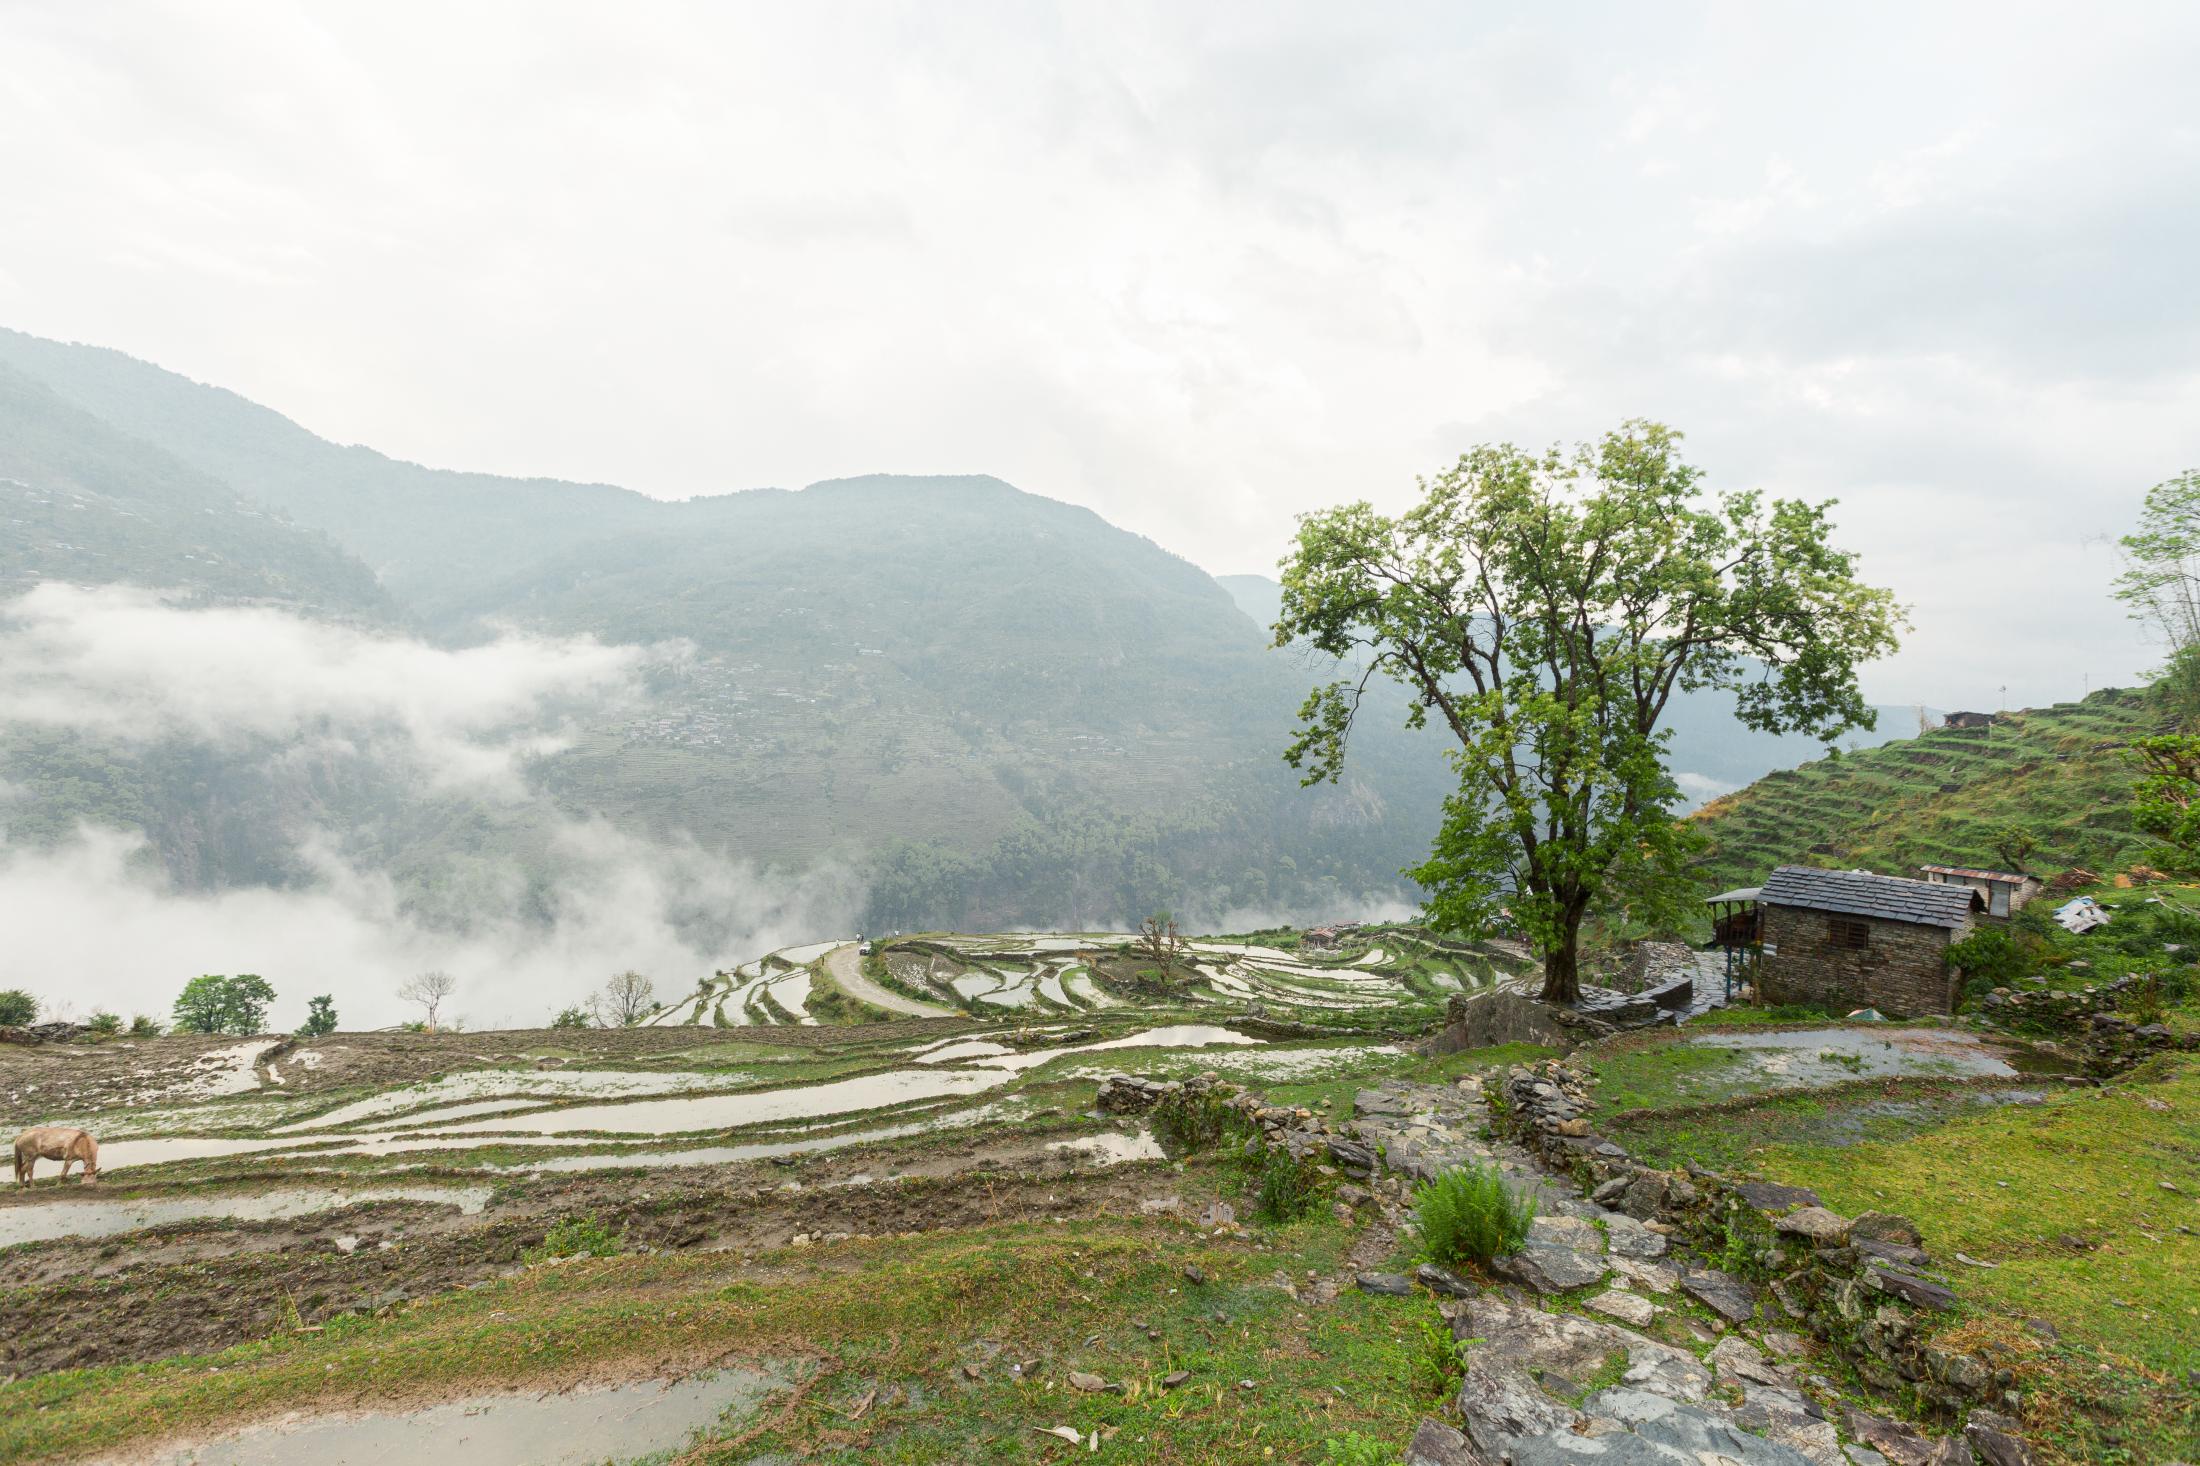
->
(1756, 865, 1984, 1016)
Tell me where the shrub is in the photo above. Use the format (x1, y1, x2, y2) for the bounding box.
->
(1414, 1163, 1537, 1266)
(550, 1006, 592, 1030)
(524, 1215, 621, 1263)
(1945, 926, 2040, 1003)
(1151, 1087, 1252, 1154)
(0, 989, 36, 1027)
(86, 1011, 122, 1035)
(1251, 1149, 1325, 1223)
(127, 1014, 163, 1037)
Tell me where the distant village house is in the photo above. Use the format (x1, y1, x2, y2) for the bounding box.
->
(1755, 865, 1984, 1017)
(1915, 864, 2042, 920)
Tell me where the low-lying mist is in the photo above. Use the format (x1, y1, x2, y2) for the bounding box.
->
(0, 585, 863, 1029)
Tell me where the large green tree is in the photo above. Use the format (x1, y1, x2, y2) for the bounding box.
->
(1274, 421, 1902, 1002)
(171, 973, 278, 1035)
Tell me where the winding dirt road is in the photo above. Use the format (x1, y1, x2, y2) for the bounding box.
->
(822, 943, 954, 1018)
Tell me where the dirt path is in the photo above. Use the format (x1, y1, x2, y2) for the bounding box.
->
(823, 943, 953, 1018)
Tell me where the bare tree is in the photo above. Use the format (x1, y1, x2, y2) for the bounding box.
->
(591, 969, 656, 1028)
(397, 970, 457, 1031)
(1136, 913, 1187, 971)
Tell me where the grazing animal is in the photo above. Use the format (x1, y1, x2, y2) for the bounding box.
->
(13, 1127, 98, 1185)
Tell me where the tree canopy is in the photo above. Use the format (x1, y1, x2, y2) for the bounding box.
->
(171, 973, 277, 1035)
(1274, 421, 1902, 1000)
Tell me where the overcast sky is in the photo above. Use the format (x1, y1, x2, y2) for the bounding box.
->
(2, 2, 2195, 708)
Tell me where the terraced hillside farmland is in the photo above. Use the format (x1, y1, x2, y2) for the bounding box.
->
(646, 928, 1511, 1028)
(1692, 686, 2171, 901)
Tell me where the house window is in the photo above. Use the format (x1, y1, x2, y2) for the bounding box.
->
(1828, 917, 1871, 950)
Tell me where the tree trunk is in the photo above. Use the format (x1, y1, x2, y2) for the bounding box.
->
(1538, 905, 1586, 1005)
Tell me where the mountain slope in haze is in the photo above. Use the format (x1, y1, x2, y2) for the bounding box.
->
(0, 364, 387, 615)
(1691, 684, 2168, 899)
(0, 327, 656, 611)
(0, 325, 1932, 938)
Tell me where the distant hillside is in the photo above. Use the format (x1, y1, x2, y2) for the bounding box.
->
(0, 327, 657, 612)
(0, 364, 387, 616)
(1691, 685, 2171, 896)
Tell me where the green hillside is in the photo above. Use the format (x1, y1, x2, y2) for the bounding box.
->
(1691, 684, 2172, 895)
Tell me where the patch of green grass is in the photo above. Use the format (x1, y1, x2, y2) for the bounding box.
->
(523, 1214, 623, 1262)
(1584, 1036, 1751, 1112)
(1755, 1056, 2200, 1381)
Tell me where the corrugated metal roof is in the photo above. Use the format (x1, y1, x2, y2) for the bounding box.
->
(1918, 865, 2034, 885)
(1703, 886, 1763, 904)
(1760, 865, 1982, 929)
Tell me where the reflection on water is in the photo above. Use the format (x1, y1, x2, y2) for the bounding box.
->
(0, 1184, 493, 1249)
(152, 1367, 790, 1465)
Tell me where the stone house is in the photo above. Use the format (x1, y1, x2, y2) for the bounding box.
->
(1757, 865, 1984, 1016)
(1915, 864, 2043, 921)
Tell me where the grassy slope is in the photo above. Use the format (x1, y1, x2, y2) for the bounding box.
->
(0, 1203, 1445, 1464)
(1690, 686, 2169, 901)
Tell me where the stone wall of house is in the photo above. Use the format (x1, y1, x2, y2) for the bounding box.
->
(1759, 904, 1957, 1015)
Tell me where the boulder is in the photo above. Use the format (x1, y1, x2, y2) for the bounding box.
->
(1406, 1417, 1493, 1465)
(1850, 1211, 1924, 1248)
(1681, 1268, 1760, 1324)
(1867, 1267, 1958, 1312)
(1774, 1207, 1853, 1246)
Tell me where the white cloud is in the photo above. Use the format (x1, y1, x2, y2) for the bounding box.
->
(0, 587, 859, 1026)
(0, 583, 680, 793)
(0, 824, 861, 1030)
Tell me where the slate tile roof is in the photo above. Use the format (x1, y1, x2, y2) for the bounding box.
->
(1760, 865, 1982, 930)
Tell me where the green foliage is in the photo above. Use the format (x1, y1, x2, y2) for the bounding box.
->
(126, 1014, 162, 1037)
(1151, 1087, 1254, 1154)
(296, 994, 338, 1037)
(1322, 1432, 1396, 1466)
(1945, 925, 2042, 1004)
(86, 1011, 121, 1035)
(1413, 1163, 1538, 1266)
(523, 1215, 622, 1263)
(1251, 1150, 1326, 1223)
(2113, 469, 2200, 656)
(0, 988, 36, 1026)
(170, 974, 276, 1035)
(2132, 734, 2200, 864)
(1275, 421, 1901, 999)
(550, 1006, 592, 1030)
(1410, 1317, 1468, 1399)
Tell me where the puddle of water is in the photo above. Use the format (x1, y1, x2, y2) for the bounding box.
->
(1047, 1131, 1168, 1165)
(422, 1026, 1262, 1136)
(92, 1136, 312, 1173)
(278, 1069, 737, 1133)
(490, 1107, 1007, 1174)
(1062, 971, 1118, 1008)
(1691, 1027, 2023, 1088)
(913, 1039, 1013, 1065)
(435, 1067, 1009, 1136)
(150, 1366, 788, 1465)
(0, 1184, 493, 1249)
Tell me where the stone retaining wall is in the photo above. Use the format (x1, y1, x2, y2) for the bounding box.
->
(1493, 1059, 2013, 1422)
